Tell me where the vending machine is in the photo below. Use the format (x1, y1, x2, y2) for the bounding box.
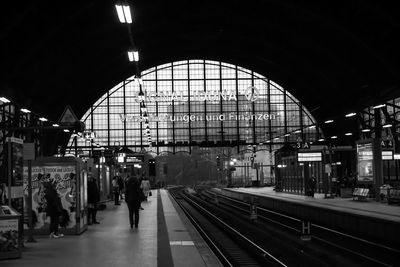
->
(23, 157, 88, 235)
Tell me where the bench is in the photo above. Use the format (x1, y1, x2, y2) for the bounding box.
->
(387, 189, 400, 205)
(352, 188, 369, 201)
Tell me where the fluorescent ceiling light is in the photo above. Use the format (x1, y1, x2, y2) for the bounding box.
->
(383, 124, 392, 128)
(324, 119, 334, 124)
(21, 108, 31, 113)
(0, 97, 10, 103)
(294, 130, 301, 133)
(307, 125, 316, 129)
(115, 4, 132, 23)
(284, 134, 290, 137)
(39, 117, 48, 122)
(345, 133, 352, 136)
(345, 112, 356, 117)
(373, 104, 386, 109)
(128, 51, 139, 62)
(331, 136, 338, 139)
(361, 128, 371, 132)
(318, 138, 325, 142)
(63, 129, 70, 133)
(52, 124, 59, 127)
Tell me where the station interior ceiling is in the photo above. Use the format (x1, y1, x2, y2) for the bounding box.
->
(1, 1, 399, 147)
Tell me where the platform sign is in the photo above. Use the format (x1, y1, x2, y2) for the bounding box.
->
(298, 152, 322, 162)
(300, 220, 311, 241)
(59, 105, 79, 125)
(382, 150, 393, 160)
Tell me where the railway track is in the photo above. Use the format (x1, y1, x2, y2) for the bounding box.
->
(170, 186, 282, 267)
(198, 188, 400, 267)
(169, 186, 399, 266)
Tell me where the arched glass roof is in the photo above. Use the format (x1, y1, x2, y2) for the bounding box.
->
(68, 59, 319, 155)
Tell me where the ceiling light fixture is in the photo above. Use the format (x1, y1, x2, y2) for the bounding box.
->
(324, 119, 334, 124)
(115, 4, 132, 23)
(345, 133, 352, 136)
(128, 51, 139, 62)
(373, 104, 386, 109)
(0, 97, 10, 103)
(39, 117, 48, 122)
(20, 108, 31, 113)
(331, 136, 338, 139)
(361, 128, 371, 132)
(383, 123, 392, 128)
(345, 112, 356, 117)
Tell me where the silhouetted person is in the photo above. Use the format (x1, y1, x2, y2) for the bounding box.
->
(118, 175, 124, 200)
(112, 176, 120, 205)
(125, 175, 141, 229)
(87, 176, 100, 224)
(308, 176, 317, 197)
(44, 180, 64, 238)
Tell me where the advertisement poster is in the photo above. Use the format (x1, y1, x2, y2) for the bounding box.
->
(357, 142, 374, 182)
(0, 219, 19, 252)
(22, 166, 77, 231)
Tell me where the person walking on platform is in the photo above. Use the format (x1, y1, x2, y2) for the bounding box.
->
(308, 176, 317, 198)
(112, 176, 120, 205)
(140, 177, 151, 200)
(44, 179, 64, 238)
(87, 176, 101, 224)
(118, 175, 124, 200)
(124, 175, 142, 229)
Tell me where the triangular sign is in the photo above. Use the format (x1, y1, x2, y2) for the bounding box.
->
(59, 105, 79, 125)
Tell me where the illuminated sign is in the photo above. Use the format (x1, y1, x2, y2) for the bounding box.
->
(298, 152, 322, 162)
(382, 150, 393, 160)
(129, 86, 260, 103)
(357, 142, 373, 182)
(120, 112, 278, 123)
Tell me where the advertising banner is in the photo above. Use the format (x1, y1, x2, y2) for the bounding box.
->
(357, 142, 374, 182)
(0, 219, 19, 252)
(22, 166, 77, 231)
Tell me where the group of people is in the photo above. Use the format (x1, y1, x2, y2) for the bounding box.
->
(42, 172, 152, 239)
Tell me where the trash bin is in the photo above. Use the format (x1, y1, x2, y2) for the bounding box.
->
(0, 205, 22, 259)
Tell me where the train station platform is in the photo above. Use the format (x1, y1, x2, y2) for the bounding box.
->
(218, 186, 400, 246)
(1, 189, 221, 267)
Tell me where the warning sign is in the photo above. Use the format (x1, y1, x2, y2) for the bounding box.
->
(59, 106, 79, 125)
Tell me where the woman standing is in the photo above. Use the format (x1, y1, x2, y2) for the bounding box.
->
(44, 180, 64, 238)
(87, 176, 100, 224)
(140, 177, 151, 200)
(124, 175, 141, 229)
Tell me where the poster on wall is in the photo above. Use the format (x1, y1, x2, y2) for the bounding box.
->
(357, 142, 374, 182)
(0, 218, 19, 252)
(22, 166, 77, 231)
